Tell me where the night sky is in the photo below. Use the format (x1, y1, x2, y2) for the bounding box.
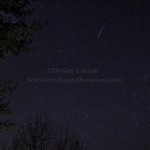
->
(0, 0, 150, 149)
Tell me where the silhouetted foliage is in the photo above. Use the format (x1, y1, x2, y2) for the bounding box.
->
(0, 80, 17, 131)
(0, 0, 46, 58)
(0, 0, 46, 131)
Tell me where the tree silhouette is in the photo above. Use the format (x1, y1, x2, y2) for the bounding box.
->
(2, 115, 87, 150)
(6, 115, 55, 150)
(0, 0, 46, 131)
(0, 0, 46, 58)
(0, 80, 17, 131)
(54, 129, 86, 150)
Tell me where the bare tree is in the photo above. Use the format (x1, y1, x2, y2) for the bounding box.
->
(2, 116, 87, 150)
(9, 115, 55, 150)
(54, 128, 87, 150)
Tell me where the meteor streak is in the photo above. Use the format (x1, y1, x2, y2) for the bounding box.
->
(97, 23, 106, 38)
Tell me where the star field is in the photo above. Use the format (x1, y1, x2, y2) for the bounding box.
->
(0, 0, 150, 149)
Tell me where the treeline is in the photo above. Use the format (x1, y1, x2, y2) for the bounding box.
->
(1, 115, 87, 150)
